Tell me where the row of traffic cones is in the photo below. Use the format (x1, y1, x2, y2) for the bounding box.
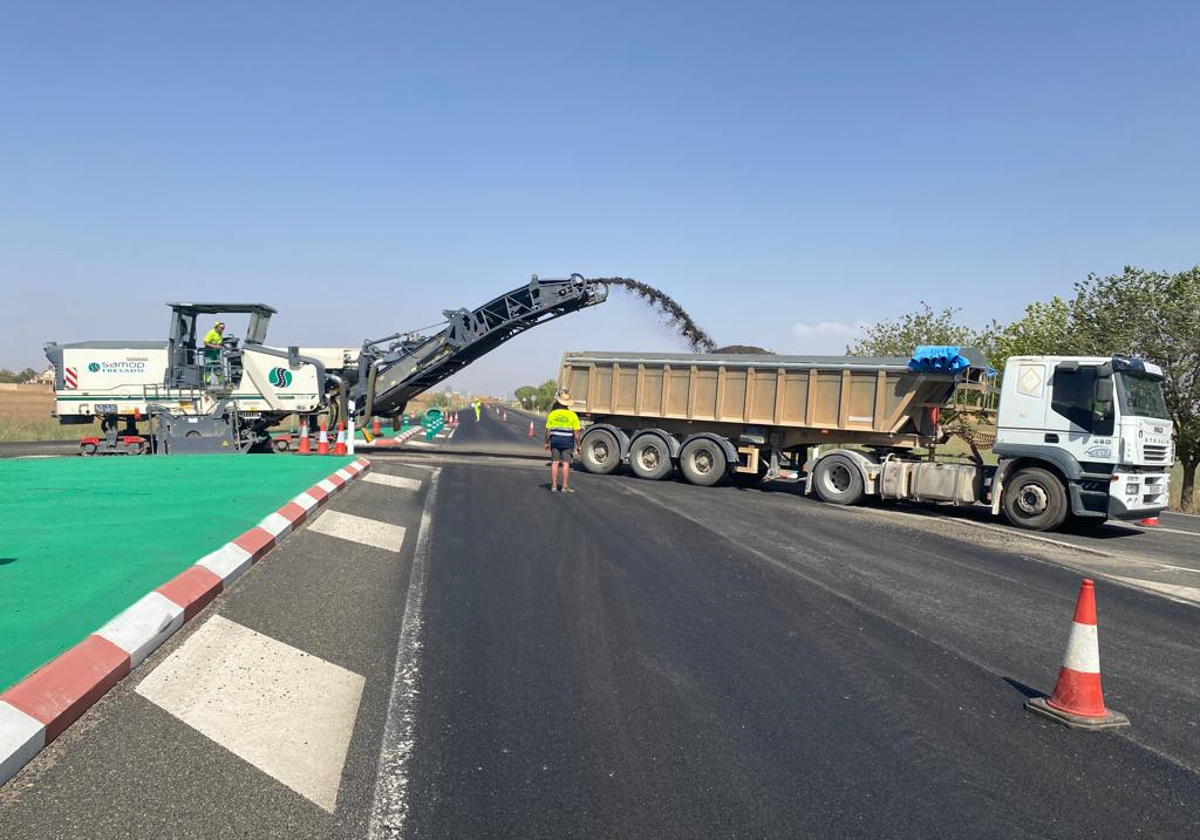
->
(296, 421, 347, 456)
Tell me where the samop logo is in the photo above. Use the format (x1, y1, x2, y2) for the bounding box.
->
(88, 363, 101, 373)
(269, 367, 294, 388)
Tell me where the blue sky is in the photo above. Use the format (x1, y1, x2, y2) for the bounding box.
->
(2, 1, 1197, 394)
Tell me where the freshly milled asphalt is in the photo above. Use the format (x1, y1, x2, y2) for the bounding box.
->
(2, 410, 1198, 838)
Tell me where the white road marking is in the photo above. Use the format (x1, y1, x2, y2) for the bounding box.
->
(1157, 564, 1200, 575)
(136, 615, 365, 812)
(309, 510, 406, 552)
(404, 439, 437, 448)
(368, 467, 442, 840)
(1107, 521, 1199, 538)
(1107, 575, 1200, 607)
(364, 473, 422, 492)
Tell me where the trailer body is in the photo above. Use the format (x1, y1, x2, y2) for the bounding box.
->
(561, 349, 1173, 531)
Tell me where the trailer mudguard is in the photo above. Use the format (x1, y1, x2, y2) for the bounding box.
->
(582, 423, 632, 459)
(680, 432, 739, 467)
(629, 428, 681, 459)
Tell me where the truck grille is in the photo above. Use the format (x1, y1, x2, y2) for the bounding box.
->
(1143, 444, 1169, 463)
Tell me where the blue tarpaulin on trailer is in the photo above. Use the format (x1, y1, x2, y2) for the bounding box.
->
(908, 346, 972, 373)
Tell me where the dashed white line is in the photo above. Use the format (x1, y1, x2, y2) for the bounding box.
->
(368, 467, 442, 840)
(309, 510, 406, 552)
(364, 473, 422, 491)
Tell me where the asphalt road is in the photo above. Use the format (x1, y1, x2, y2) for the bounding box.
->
(3, 411, 1199, 838)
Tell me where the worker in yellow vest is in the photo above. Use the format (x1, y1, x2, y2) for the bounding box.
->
(544, 389, 582, 493)
(202, 320, 225, 385)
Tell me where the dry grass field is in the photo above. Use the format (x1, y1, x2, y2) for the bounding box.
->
(0, 385, 86, 441)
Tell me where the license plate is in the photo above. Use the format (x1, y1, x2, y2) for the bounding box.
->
(94, 403, 118, 413)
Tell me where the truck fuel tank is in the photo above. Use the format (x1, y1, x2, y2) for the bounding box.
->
(882, 460, 982, 505)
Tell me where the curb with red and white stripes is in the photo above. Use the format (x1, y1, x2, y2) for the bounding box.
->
(355, 425, 424, 448)
(0, 456, 371, 786)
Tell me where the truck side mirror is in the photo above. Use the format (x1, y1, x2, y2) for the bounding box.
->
(1095, 377, 1114, 403)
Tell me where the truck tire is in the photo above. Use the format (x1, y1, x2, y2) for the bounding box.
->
(679, 438, 728, 487)
(1002, 467, 1068, 531)
(813, 454, 865, 505)
(628, 434, 673, 481)
(580, 428, 621, 475)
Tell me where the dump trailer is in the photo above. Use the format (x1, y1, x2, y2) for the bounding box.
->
(44, 274, 609, 455)
(561, 348, 1174, 531)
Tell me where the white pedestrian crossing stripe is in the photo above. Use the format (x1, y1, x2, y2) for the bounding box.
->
(364, 473, 421, 491)
(136, 616, 365, 812)
(309, 510, 406, 552)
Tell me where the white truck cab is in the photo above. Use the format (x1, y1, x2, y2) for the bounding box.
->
(993, 355, 1172, 528)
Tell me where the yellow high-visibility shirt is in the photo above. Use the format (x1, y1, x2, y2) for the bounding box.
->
(203, 329, 223, 347)
(545, 408, 581, 444)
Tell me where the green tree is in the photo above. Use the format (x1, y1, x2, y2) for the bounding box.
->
(1069, 266, 1200, 510)
(535, 379, 558, 411)
(514, 385, 538, 409)
(976, 296, 1078, 373)
(0, 369, 19, 384)
(847, 302, 977, 357)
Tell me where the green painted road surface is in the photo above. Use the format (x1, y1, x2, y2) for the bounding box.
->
(0, 454, 354, 691)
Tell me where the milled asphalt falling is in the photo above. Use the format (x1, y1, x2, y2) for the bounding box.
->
(2, 410, 1198, 838)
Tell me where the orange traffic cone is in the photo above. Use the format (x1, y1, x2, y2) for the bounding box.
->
(317, 421, 330, 456)
(333, 422, 348, 455)
(298, 420, 311, 454)
(1025, 579, 1129, 729)
(528, 421, 535, 437)
(1141, 515, 1160, 527)
(372, 417, 382, 437)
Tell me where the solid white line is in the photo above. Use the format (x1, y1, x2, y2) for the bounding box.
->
(368, 467, 441, 840)
(1107, 521, 1199, 538)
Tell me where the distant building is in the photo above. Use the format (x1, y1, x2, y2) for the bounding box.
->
(33, 367, 56, 385)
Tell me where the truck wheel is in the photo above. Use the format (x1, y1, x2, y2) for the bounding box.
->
(1002, 467, 1068, 531)
(813, 454, 865, 505)
(679, 438, 728, 487)
(628, 434, 673, 481)
(580, 429, 621, 475)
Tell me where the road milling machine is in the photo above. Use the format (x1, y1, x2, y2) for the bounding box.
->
(44, 274, 609, 454)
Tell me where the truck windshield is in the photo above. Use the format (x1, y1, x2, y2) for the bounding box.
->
(1117, 373, 1168, 420)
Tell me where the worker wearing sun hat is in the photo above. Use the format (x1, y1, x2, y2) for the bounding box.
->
(544, 388, 582, 493)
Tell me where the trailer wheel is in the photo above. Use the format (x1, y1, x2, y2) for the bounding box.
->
(80, 441, 98, 457)
(273, 437, 291, 453)
(1002, 467, 1068, 531)
(580, 429, 621, 475)
(628, 434, 673, 481)
(813, 454, 865, 505)
(679, 438, 727, 487)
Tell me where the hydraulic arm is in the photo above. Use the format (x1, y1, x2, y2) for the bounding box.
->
(354, 274, 609, 421)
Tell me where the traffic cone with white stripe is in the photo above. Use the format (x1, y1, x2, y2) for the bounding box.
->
(317, 421, 330, 455)
(372, 417, 382, 437)
(1141, 515, 1159, 527)
(528, 421, 535, 437)
(1025, 579, 1129, 729)
(334, 422, 348, 455)
(298, 419, 311, 454)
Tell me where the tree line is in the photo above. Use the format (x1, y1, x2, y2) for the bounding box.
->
(848, 266, 1200, 510)
(0, 368, 42, 384)
(514, 380, 560, 412)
